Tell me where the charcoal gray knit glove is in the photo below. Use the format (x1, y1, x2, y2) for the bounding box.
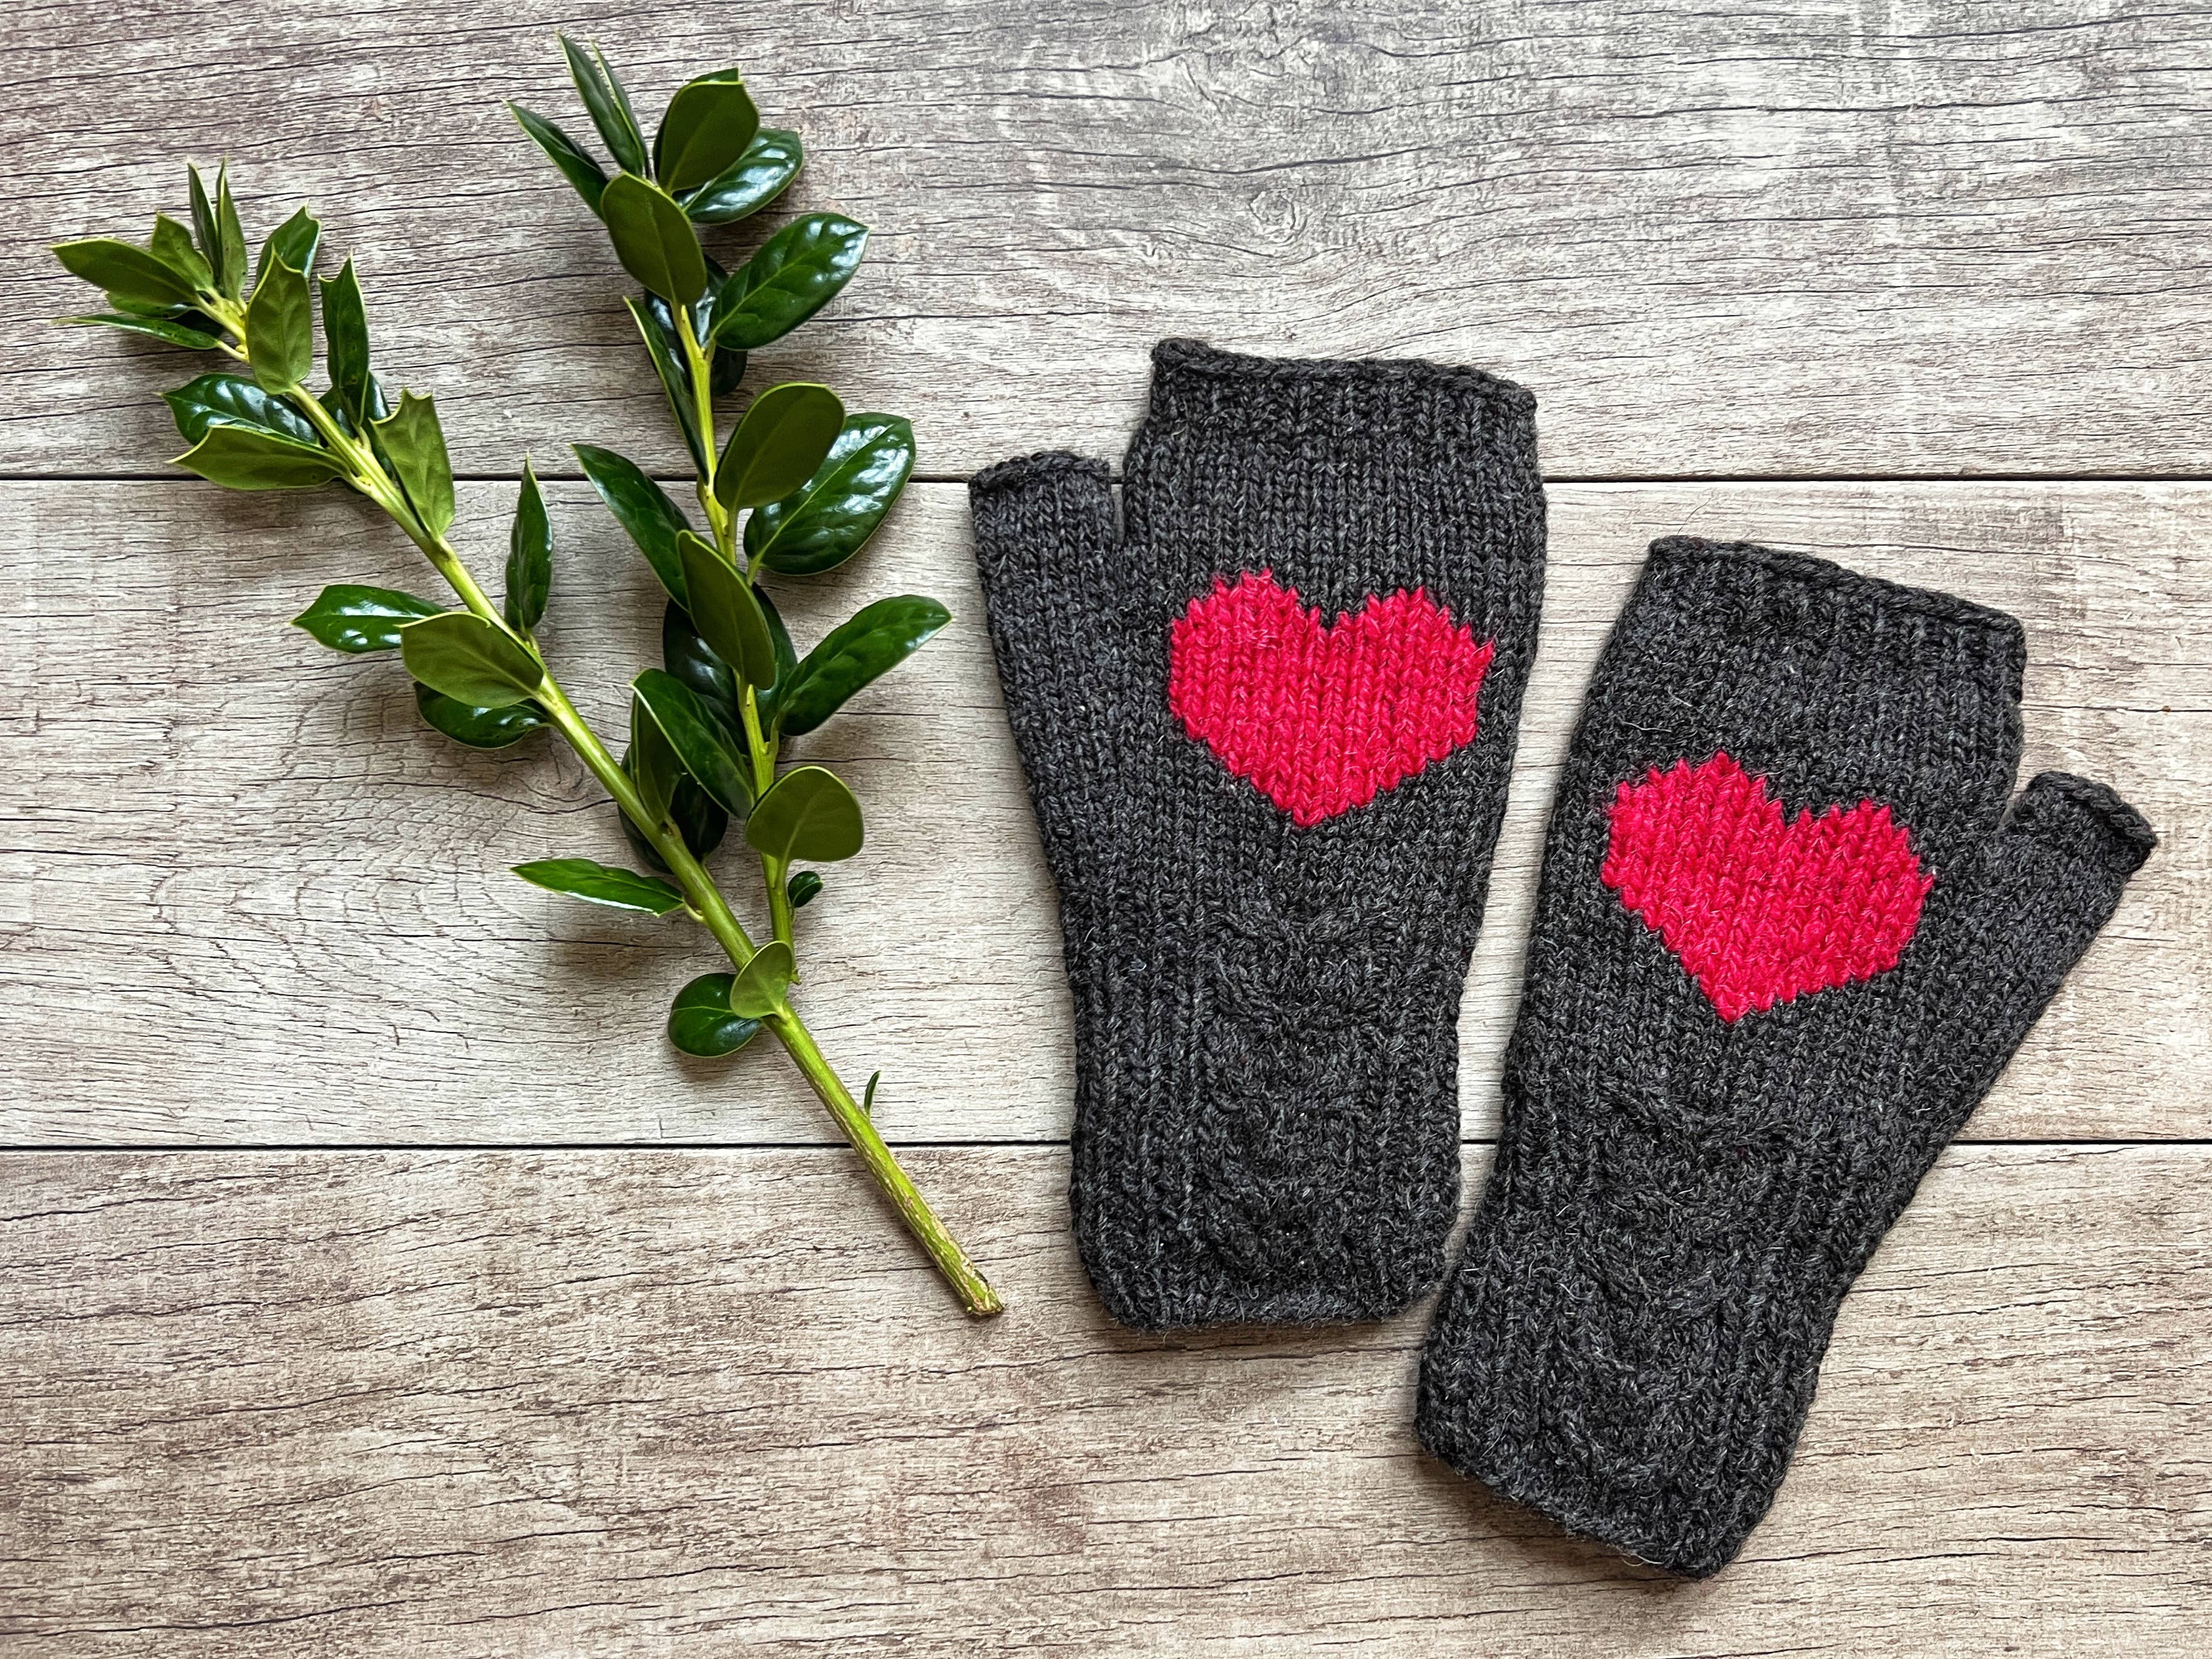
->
(969, 340, 1547, 1328)
(1418, 537, 2155, 1575)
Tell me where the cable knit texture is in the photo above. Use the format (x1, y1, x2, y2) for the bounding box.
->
(969, 340, 1547, 1329)
(1417, 536, 2156, 1577)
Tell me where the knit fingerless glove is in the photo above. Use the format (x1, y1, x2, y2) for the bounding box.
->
(970, 340, 1547, 1329)
(1418, 536, 2155, 1575)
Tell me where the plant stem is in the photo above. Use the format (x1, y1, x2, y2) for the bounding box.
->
(219, 296, 1004, 1318)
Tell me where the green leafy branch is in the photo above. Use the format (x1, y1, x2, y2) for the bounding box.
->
(53, 43, 1001, 1319)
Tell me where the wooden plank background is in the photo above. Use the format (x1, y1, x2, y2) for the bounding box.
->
(4, 0, 2209, 1651)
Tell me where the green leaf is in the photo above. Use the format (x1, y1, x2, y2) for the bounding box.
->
(787, 869, 823, 910)
(253, 207, 321, 292)
(214, 165, 248, 301)
(777, 594, 951, 737)
(505, 462, 552, 632)
(628, 690, 683, 822)
(320, 259, 372, 422)
(662, 599, 740, 717)
(53, 238, 203, 309)
(667, 974, 762, 1057)
(509, 103, 609, 216)
(715, 382, 843, 513)
(653, 69, 759, 193)
(862, 1069, 881, 1116)
(399, 611, 543, 707)
(187, 166, 223, 290)
(746, 413, 915, 575)
(746, 765, 864, 864)
(64, 313, 221, 350)
(560, 34, 650, 177)
(601, 173, 708, 304)
(372, 391, 455, 536)
(292, 584, 442, 653)
(244, 258, 312, 391)
(682, 128, 803, 225)
(171, 423, 345, 491)
(711, 213, 867, 351)
(414, 683, 549, 748)
(623, 296, 706, 472)
(677, 533, 776, 687)
(163, 372, 318, 447)
(727, 940, 795, 1019)
(631, 668, 753, 816)
(149, 214, 214, 294)
(753, 584, 800, 727)
(574, 443, 692, 604)
(512, 857, 686, 917)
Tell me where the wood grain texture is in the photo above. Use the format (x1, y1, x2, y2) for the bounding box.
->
(7, 480, 2202, 1146)
(0, 1144, 2205, 1656)
(11, 0, 2212, 479)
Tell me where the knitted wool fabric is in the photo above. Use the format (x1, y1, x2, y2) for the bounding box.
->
(969, 340, 1547, 1329)
(1417, 536, 2155, 1577)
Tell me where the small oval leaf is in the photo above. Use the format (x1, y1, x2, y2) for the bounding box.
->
(667, 974, 762, 1057)
(53, 238, 204, 309)
(682, 128, 803, 225)
(560, 34, 650, 177)
(414, 683, 550, 748)
(777, 595, 950, 737)
(292, 584, 442, 653)
(745, 765, 864, 864)
(710, 213, 867, 351)
(631, 668, 753, 816)
(575, 442, 692, 604)
(746, 413, 914, 575)
(244, 258, 313, 391)
(602, 172, 708, 305)
(164, 373, 319, 447)
(171, 424, 345, 491)
(653, 69, 759, 193)
(787, 869, 823, 910)
(399, 611, 545, 707)
(505, 462, 552, 632)
(677, 533, 777, 688)
(714, 382, 843, 513)
(512, 857, 687, 916)
(509, 103, 609, 216)
(727, 940, 795, 1018)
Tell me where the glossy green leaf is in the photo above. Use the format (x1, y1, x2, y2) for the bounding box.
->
(291, 584, 442, 653)
(253, 208, 321, 292)
(727, 940, 794, 1018)
(677, 533, 776, 687)
(667, 974, 762, 1057)
(64, 313, 221, 350)
(187, 166, 223, 289)
(631, 668, 752, 816)
(509, 103, 609, 216)
(54, 238, 203, 309)
(163, 372, 318, 447)
(777, 594, 950, 737)
(398, 611, 543, 707)
(601, 172, 707, 304)
(627, 690, 683, 823)
(244, 258, 312, 390)
(373, 391, 455, 536)
(320, 259, 372, 422)
(714, 382, 843, 513)
(862, 1069, 881, 1117)
(620, 773, 727, 872)
(512, 857, 686, 917)
(746, 414, 915, 575)
(710, 213, 867, 351)
(654, 70, 759, 193)
(414, 682, 549, 748)
(171, 423, 345, 491)
(559, 34, 650, 177)
(214, 166, 248, 300)
(574, 443, 692, 604)
(623, 296, 706, 472)
(787, 869, 823, 910)
(504, 462, 552, 632)
(753, 584, 800, 727)
(662, 599, 740, 718)
(682, 128, 803, 225)
(149, 214, 214, 294)
(745, 765, 863, 864)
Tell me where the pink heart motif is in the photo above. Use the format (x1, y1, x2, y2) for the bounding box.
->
(1602, 753, 1933, 1022)
(1167, 571, 1494, 827)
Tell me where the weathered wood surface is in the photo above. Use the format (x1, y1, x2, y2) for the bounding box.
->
(12, 1, 2212, 479)
(6, 480, 2203, 1146)
(0, 1145, 2204, 1656)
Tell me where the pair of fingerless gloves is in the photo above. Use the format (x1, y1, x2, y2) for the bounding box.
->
(968, 341, 2154, 1577)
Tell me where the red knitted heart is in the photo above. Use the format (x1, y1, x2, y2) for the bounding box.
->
(1167, 571, 1494, 827)
(1603, 753, 1932, 1021)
